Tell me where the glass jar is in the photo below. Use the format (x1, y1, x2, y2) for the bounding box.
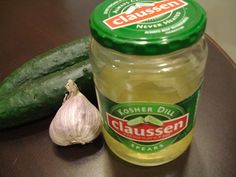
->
(89, 0, 208, 166)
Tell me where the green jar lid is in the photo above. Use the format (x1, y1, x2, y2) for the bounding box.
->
(89, 0, 207, 55)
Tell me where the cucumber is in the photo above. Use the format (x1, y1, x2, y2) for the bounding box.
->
(0, 36, 91, 96)
(127, 117, 144, 126)
(0, 60, 96, 130)
(144, 115, 163, 126)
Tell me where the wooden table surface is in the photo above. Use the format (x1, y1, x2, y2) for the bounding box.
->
(0, 1, 236, 177)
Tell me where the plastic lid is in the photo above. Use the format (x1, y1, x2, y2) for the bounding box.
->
(89, 0, 207, 55)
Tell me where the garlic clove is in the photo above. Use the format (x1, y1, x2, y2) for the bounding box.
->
(49, 80, 102, 146)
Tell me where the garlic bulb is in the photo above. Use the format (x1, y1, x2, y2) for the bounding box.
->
(49, 79, 102, 146)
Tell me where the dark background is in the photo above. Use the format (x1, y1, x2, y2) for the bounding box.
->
(0, 0, 236, 177)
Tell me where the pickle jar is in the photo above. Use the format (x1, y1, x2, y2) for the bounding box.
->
(89, 0, 208, 166)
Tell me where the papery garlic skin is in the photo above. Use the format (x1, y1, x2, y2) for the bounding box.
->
(49, 80, 102, 146)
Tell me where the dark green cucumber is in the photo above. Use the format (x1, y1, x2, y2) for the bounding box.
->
(0, 60, 96, 130)
(0, 36, 91, 96)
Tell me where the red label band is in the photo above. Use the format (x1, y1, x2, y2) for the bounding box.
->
(103, 0, 188, 29)
(107, 113, 189, 142)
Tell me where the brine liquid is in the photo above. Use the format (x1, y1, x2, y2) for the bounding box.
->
(90, 39, 207, 166)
